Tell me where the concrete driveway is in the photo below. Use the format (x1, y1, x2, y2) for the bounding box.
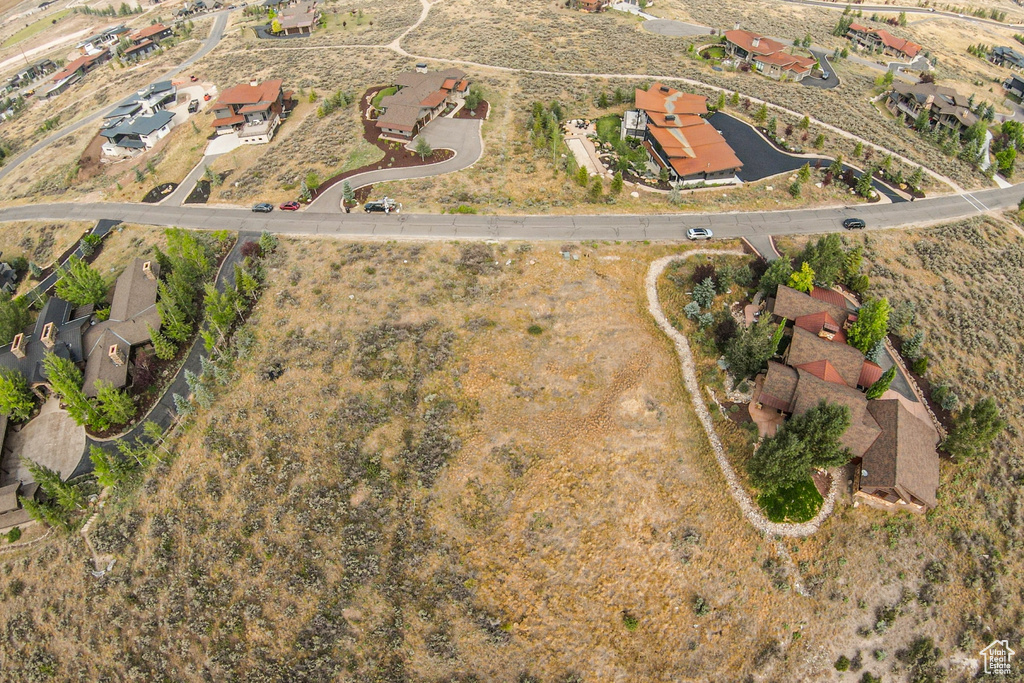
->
(307, 116, 484, 212)
(2, 397, 86, 483)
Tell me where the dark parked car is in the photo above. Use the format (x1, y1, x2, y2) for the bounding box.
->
(279, 201, 300, 211)
(187, 99, 199, 113)
(364, 197, 400, 213)
(843, 218, 866, 230)
(252, 203, 273, 213)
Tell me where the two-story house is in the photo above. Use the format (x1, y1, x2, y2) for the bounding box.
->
(846, 24, 922, 60)
(723, 29, 817, 81)
(886, 81, 978, 135)
(212, 78, 290, 144)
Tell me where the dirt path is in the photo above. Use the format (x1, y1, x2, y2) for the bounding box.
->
(646, 250, 839, 539)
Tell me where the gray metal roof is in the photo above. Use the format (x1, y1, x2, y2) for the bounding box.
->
(101, 109, 174, 139)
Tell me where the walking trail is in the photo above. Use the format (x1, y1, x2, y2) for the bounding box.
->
(646, 250, 839, 539)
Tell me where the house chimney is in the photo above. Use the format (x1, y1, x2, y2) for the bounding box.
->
(416, 62, 428, 73)
(41, 322, 57, 348)
(924, 93, 935, 108)
(10, 333, 25, 359)
(249, 78, 258, 87)
(733, 22, 740, 30)
(142, 260, 155, 280)
(108, 344, 125, 367)
(751, 37, 760, 48)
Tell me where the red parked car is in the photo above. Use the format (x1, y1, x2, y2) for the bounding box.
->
(279, 201, 300, 211)
(190, 74, 198, 82)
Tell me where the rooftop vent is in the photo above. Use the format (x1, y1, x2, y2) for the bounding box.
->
(665, 114, 676, 121)
(659, 85, 670, 93)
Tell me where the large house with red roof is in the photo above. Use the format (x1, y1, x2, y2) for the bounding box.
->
(846, 24, 922, 60)
(754, 284, 940, 512)
(627, 82, 742, 184)
(723, 29, 817, 82)
(375, 66, 469, 139)
(212, 78, 292, 144)
(43, 49, 110, 98)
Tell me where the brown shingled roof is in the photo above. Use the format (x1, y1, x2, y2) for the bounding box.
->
(861, 399, 939, 507)
(791, 369, 881, 457)
(771, 285, 849, 325)
(758, 361, 798, 411)
(787, 326, 867, 388)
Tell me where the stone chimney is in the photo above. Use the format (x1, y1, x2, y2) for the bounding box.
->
(40, 322, 57, 348)
(924, 93, 935, 109)
(11, 333, 25, 359)
(108, 344, 125, 367)
(142, 260, 155, 281)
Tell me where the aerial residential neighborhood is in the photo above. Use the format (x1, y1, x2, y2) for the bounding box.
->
(0, 0, 1016, 680)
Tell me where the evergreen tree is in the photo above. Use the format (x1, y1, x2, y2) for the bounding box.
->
(942, 397, 1006, 461)
(173, 392, 194, 417)
(746, 401, 852, 493)
(89, 445, 136, 488)
(55, 256, 108, 306)
(759, 258, 793, 298)
(800, 234, 845, 287)
(610, 172, 624, 194)
(587, 176, 603, 202)
(24, 458, 84, 512)
(342, 180, 355, 204)
(258, 231, 279, 254)
(95, 381, 136, 426)
(42, 352, 107, 430)
(414, 135, 433, 160)
(865, 366, 896, 399)
(0, 368, 34, 421)
(148, 323, 177, 360)
(724, 316, 777, 379)
(0, 295, 30, 345)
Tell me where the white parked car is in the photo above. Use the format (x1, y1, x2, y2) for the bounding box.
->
(686, 228, 713, 241)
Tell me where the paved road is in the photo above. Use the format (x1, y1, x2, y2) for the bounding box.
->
(307, 117, 484, 211)
(0, 183, 1018, 240)
(780, 0, 1024, 29)
(0, 11, 230, 187)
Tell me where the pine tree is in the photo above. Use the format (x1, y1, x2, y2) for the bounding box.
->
(942, 398, 1006, 461)
(0, 295, 30, 345)
(865, 366, 896, 399)
(95, 381, 136, 426)
(42, 352, 107, 430)
(0, 368, 34, 421)
(148, 323, 177, 361)
(24, 458, 84, 511)
(55, 256, 108, 306)
(610, 172, 624, 194)
(759, 258, 794, 298)
(258, 231, 278, 254)
(173, 393, 194, 417)
(342, 180, 355, 204)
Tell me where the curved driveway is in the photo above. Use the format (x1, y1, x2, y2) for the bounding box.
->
(0, 11, 230, 186)
(307, 117, 484, 212)
(0, 184, 1018, 240)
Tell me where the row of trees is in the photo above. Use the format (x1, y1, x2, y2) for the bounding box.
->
(43, 353, 135, 431)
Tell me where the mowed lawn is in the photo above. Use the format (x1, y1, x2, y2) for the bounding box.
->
(595, 114, 621, 143)
(2, 9, 72, 48)
(758, 478, 823, 523)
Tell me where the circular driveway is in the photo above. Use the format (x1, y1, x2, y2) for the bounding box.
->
(5, 397, 86, 482)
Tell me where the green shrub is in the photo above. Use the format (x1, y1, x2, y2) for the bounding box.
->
(694, 595, 710, 616)
(6, 526, 20, 543)
(527, 325, 543, 336)
(835, 655, 851, 671)
(911, 356, 928, 375)
(621, 610, 639, 631)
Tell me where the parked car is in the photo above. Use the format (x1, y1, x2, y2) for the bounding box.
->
(279, 201, 300, 211)
(364, 197, 401, 213)
(190, 74, 198, 82)
(203, 93, 211, 101)
(252, 203, 273, 213)
(821, 71, 830, 79)
(686, 227, 713, 241)
(187, 99, 199, 113)
(842, 217, 866, 230)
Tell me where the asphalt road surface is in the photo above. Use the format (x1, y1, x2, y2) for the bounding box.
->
(0, 184, 1018, 241)
(0, 11, 230, 186)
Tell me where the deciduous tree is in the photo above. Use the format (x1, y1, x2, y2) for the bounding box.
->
(847, 297, 891, 353)
(0, 295, 29, 346)
(758, 258, 793, 298)
(788, 262, 815, 293)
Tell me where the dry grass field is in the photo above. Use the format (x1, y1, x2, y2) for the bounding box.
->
(0, 219, 91, 267)
(0, 231, 1017, 681)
